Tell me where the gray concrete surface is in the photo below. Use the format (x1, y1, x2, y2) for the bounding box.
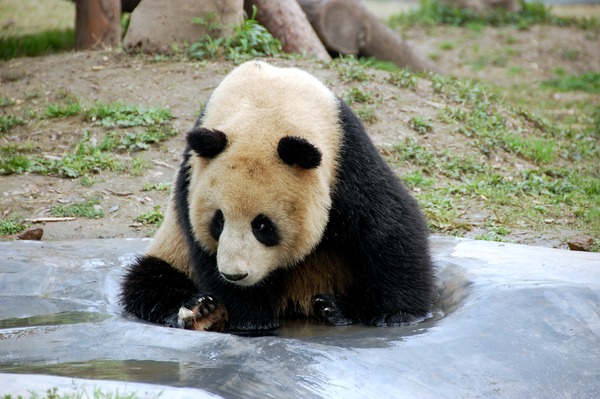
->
(1, 237, 599, 398)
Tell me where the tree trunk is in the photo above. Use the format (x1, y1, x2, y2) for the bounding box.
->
(75, 0, 121, 50)
(298, 0, 438, 73)
(245, 0, 331, 61)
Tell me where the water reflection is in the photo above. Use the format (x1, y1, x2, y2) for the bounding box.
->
(0, 311, 110, 329)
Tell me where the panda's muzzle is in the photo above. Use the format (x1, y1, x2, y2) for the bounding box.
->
(221, 272, 249, 282)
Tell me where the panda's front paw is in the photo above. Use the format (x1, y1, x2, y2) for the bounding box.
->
(176, 295, 228, 332)
(312, 294, 353, 326)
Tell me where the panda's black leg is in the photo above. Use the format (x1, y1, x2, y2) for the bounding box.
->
(312, 294, 354, 326)
(121, 255, 228, 331)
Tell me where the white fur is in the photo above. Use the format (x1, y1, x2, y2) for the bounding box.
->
(177, 306, 194, 328)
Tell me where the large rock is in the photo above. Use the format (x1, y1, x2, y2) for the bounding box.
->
(123, 0, 243, 53)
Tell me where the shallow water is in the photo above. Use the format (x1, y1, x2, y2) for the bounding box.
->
(1, 237, 599, 398)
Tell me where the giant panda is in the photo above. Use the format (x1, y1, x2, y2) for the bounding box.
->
(121, 61, 434, 332)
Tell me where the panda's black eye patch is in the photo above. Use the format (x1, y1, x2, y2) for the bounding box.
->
(210, 210, 225, 241)
(251, 214, 280, 247)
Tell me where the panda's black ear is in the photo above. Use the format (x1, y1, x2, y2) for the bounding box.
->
(277, 136, 322, 169)
(187, 128, 228, 158)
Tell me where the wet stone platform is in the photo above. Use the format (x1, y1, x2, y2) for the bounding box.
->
(1, 237, 599, 398)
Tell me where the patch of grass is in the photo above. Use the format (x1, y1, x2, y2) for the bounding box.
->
(507, 65, 524, 76)
(0, 97, 16, 108)
(469, 55, 488, 71)
(438, 40, 456, 50)
(0, 133, 124, 177)
(386, 69, 418, 90)
(389, 139, 436, 169)
(0, 114, 25, 133)
(100, 126, 178, 152)
(0, 216, 28, 236)
(51, 197, 103, 218)
(0, 28, 75, 60)
(356, 105, 378, 124)
(45, 97, 83, 118)
(52, 136, 124, 178)
(189, 5, 282, 62)
(191, 12, 222, 33)
(79, 175, 96, 186)
(429, 75, 568, 165)
(475, 229, 508, 242)
(541, 70, 600, 94)
(331, 56, 374, 83)
(466, 21, 485, 34)
(87, 101, 173, 128)
(342, 87, 373, 104)
(428, 52, 441, 62)
(388, 0, 599, 30)
(402, 170, 436, 189)
(385, 83, 600, 248)
(129, 156, 148, 177)
(142, 182, 171, 192)
(0, 152, 32, 174)
(561, 49, 580, 61)
(1, 97, 176, 178)
(592, 105, 600, 134)
(430, 74, 492, 105)
(135, 205, 164, 226)
(409, 116, 434, 134)
(503, 133, 557, 164)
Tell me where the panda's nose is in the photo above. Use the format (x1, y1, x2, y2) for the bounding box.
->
(221, 272, 248, 282)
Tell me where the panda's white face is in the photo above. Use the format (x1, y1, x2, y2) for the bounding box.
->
(190, 148, 330, 285)
(188, 146, 331, 286)
(186, 61, 342, 286)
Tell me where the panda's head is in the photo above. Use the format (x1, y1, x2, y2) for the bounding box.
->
(185, 61, 342, 287)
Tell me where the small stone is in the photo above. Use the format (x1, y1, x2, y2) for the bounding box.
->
(567, 237, 593, 252)
(108, 205, 119, 213)
(17, 228, 44, 241)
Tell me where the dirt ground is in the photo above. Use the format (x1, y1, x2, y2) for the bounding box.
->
(0, 21, 598, 247)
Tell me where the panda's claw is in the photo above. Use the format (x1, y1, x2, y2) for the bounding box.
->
(175, 294, 228, 332)
(313, 294, 353, 326)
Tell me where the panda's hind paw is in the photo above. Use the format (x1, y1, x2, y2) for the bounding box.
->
(177, 295, 228, 332)
(312, 294, 352, 326)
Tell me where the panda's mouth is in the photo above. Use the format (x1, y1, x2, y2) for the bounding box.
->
(220, 272, 249, 282)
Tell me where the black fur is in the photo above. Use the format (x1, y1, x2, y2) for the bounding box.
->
(187, 128, 228, 158)
(209, 209, 225, 241)
(121, 97, 433, 331)
(121, 256, 199, 327)
(277, 136, 322, 169)
(319, 101, 434, 326)
(251, 214, 280, 247)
